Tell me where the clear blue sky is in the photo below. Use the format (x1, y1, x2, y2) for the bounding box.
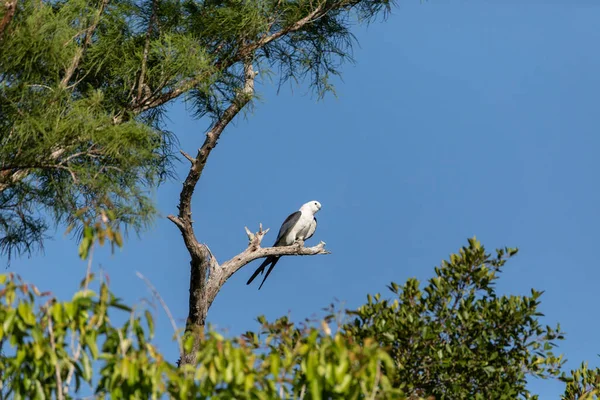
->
(8, 1, 600, 397)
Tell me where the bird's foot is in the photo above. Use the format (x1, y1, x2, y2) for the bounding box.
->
(294, 238, 305, 248)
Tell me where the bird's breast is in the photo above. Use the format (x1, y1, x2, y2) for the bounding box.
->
(283, 213, 313, 243)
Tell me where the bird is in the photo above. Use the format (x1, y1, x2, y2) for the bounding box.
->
(246, 200, 321, 290)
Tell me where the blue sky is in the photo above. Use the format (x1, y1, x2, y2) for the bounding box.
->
(7, 1, 600, 397)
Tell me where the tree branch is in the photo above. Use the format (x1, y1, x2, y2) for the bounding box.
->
(136, 0, 158, 105)
(251, 4, 326, 52)
(168, 59, 257, 251)
(0, 169, 28, 192)
(169, 4, 339, 366)
(176, 223, 328, 367)
(0, 0, 17, 41)
(60, 0, 109, 89)
(204, 225, 329, 308)
(47, 312, 64, 400)
(63, 245, 94, 395)
(136, 271, 183, 356)
(173, 58, 257, 366)
(0, 146, 101, 192)
(179, 150, 195, 164)
(171, 55, 330, 366)
(133, 3, 327, 114)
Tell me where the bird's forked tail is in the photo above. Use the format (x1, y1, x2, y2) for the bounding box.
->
(246, 256, 281, 289)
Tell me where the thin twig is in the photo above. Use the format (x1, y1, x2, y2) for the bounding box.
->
(368, 363, 381, 400)
(63, 244, 94, 394)
(84, 245, 94, 291)
(179, 150, 196, 164)
(26, 84, 55, 92)
(136, 271, 183, 356)
(0, 144, 103, 192)
(47, 314, 65, 400)
(299, 384, 307, 399)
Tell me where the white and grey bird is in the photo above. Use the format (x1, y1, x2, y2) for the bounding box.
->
(247, 200, 321, 290)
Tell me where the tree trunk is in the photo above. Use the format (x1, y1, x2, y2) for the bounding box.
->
(179, 256, 208, 365)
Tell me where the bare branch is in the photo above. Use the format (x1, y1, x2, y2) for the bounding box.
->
(170, 6, 341, 362)
(169, 59, 256, 253)
(203, 243, 220, 274)
(167, 215, 185, 230)
(174, 59, 260, 366)
(200, 224, 328, 313)
(0, 164, 76, 187)
(179, 150, 196, 164)
(177, 222, 328, 366)
(244, 223, 269, 246)
(219, 240, 329, 283)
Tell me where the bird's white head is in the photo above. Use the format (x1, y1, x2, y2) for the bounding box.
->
(300, 200, 322, 215)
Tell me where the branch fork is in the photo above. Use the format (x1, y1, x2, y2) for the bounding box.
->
(240, 224, 328, 257)
(217, 224, 329, 280)
(244, 223, 269, 249)
(169, 56, 331, 366)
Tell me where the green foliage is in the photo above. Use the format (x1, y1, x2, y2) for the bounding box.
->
(1, 214, 404, 398)
(0, 272, 405, 399)
(0, 0, 393, 262)
(0, 0, 174, 262)
(0, 273, 135, 399)
(561, 362, 600, 400)
(1, 238, 590, 399)
(71, 208, 124, 260)
(343, 237, 565, 399)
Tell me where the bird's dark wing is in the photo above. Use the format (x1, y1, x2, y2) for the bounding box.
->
(305, 217, 317, 241)
(246, 256, 279, 286)
(274, 211, 301, 246)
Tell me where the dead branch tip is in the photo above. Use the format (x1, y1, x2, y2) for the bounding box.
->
(180, 150, 196, 164)
(167, 215, 184, 230)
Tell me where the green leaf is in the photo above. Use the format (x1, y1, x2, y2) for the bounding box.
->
(81, 351, 93, 381)
(3, 309, 16, 332)
(85, 332, 100, 359)
(114, 231, 123, 248)
(17, 302, 36, 326)
(79, 237, 92, 260)
(34, 380, 45, 400)
(145, 310, 154, 338)
(270, 353, 280, 378)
